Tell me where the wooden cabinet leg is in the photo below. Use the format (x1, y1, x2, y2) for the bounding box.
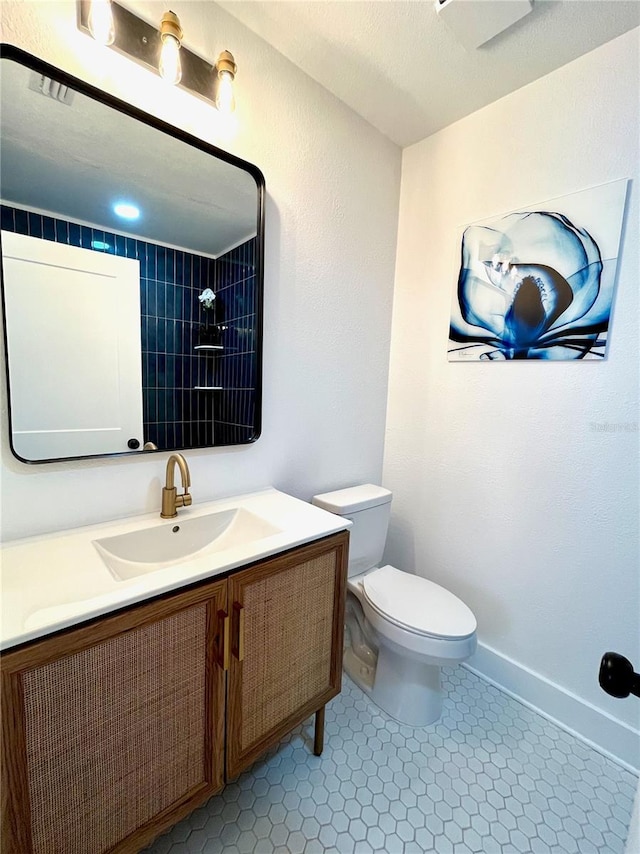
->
(313, 705, 325, 756)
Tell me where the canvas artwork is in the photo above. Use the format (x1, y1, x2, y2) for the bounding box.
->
(448, 179, 629, 361)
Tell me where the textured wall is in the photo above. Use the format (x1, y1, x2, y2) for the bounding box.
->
(0, 0, 401, 540)
(383, 31, 639, 736)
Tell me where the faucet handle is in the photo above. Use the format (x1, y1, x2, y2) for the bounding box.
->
(177, 491, 192, 510)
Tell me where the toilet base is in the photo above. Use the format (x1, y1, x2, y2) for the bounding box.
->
(343, 588, 450, 726)
(343, 645, 376, 693)
(344, 637, 444, 727)
(371, 642, 443, 727)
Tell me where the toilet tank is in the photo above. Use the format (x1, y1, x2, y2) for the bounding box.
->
(312, 485, 392, 577)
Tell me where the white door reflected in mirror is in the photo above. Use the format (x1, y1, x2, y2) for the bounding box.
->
(2, 231, 143, 460)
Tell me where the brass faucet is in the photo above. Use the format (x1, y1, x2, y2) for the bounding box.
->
(160, 453, 193, 518)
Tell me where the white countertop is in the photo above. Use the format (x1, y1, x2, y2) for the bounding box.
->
(0, 488, 350, 651)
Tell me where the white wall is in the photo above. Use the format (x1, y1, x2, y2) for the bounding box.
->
(384, 30, 640, 769)
(0, 1, 401, 541)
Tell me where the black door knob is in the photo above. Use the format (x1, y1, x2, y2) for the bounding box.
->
(127, 438, 141, 449)
(599, 652, 640, 699)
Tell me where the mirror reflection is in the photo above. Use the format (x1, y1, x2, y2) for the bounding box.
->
(0, 48, 264, 463)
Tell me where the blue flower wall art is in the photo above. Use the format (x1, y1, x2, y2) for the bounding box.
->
(448, 180, 628, 361)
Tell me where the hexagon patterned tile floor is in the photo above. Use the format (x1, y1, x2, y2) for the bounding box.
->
(144, 666, 638, 854)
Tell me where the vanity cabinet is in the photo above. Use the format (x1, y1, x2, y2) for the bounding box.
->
(1, 532, 348, 854)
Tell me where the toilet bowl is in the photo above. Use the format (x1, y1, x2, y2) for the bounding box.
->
(312, 485, 477, 726)
(347, 565, 476, 725)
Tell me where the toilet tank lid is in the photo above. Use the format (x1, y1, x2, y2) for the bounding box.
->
(312, 484, 392, 514)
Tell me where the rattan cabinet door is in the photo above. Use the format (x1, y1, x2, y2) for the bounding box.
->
(1, 580, 228, 854)
(226, 532, 348, 779)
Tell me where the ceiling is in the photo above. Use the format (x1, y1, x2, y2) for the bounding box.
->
(219, 0, 640, 147)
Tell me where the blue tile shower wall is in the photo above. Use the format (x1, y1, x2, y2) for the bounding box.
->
(214, 240, 257, 445)
(1, 204, 257, 449)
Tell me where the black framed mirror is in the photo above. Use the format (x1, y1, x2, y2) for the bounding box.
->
(0, 45, 264, 464)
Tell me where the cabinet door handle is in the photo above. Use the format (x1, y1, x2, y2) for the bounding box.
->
(233, 602, 245, 661)
(217, 609, 230, 671)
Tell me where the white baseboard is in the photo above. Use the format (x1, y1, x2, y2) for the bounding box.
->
(464, 642, 640, 776)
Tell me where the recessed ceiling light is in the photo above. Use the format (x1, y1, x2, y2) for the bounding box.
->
(113, 202, 140, 220)
(91, 240, 110, 250)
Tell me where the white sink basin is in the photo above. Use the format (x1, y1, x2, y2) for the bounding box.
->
(2, 487, 352, 651)
(94, 508, 282, 580)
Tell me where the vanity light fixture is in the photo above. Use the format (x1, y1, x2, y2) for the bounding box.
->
(77, 1, 238, 111)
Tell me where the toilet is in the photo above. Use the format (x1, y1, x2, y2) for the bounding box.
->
(312, 484, 477, 726)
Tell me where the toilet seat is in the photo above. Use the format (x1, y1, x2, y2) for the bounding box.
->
(362, 565, 477, 640)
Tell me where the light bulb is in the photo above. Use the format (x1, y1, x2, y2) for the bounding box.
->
(216, 70, 235, 113)
(88, 0, 115, 46)
(215, 51, 237, 113)
(159, 11, 183, 85)
(160, 33, 182, 85)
